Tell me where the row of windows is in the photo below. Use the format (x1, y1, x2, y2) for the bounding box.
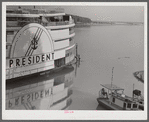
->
(112, 97, 141, 109)
(7, 18, 74, 27)
(45, 15, 70, 22)
(7, 15, 70, 22)
(7, 17, 39, 21)
(123, 102, 138, 109)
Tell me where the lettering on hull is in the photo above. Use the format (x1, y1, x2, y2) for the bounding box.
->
(8, 53, 54, 68)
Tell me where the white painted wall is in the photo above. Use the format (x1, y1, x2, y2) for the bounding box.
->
(6, 60, 54, 79)
(54, 49, 65, 60)
(54, 39, 69, 50)
(7, 35, 14, 43)
(115, 98, 124, 108)
(50, 29, 69, 40)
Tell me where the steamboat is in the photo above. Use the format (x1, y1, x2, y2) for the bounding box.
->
(6, 6, 76, 81)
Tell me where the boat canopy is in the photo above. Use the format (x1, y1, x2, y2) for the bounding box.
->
(100, 84, 124, 91)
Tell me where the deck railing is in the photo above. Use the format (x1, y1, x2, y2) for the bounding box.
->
(6, 20, 74, 27)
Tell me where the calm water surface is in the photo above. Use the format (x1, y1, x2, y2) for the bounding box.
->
(70, 25, 144, 110)
(6, 25, 144, 110)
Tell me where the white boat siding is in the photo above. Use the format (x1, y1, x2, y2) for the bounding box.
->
(6, 44, 75, 80)
(45, 23, 75, 30)
(109, 96, 124, 108)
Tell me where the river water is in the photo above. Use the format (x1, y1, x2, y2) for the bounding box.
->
(6, 25, 144, 110)
(70, 25, 144, 110)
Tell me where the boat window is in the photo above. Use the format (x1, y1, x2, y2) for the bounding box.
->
(6, 45, 11, 58)
(7, 17, 18, 21)
(49, 17, 55, 22)
(133, 104, 137, 108)
(139, 101, 143, 104)
(127, 103, 131, 108)
(7, 10, 15, 13)
(66, 53, 69, 57)
(138, 105, 144, 110)
(53, 17, 59, 22)
(123, 102, 126, 109)
(112, 98, 115, 103)
(63, 15, 69, 21)
(46, 16, 66, 23)
(7, 31, 14, 35)
(54, 58, 65, 67)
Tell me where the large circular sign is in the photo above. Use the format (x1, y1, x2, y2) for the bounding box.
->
(10, 23, 54, 58)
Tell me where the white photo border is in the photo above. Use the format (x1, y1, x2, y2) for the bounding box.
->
(2, 2, 147, 120)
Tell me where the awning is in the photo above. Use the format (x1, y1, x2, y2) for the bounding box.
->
(100, 84, 124, 91)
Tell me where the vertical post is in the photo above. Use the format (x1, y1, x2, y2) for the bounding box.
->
(132, 84, 134, 101)
(111, 67, 114, 87)
(76, 43, 78, 56)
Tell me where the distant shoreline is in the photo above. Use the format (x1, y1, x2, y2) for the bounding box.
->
(74, 22, 143, 28)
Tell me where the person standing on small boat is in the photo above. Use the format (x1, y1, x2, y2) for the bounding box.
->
(99, 88, 108, 98)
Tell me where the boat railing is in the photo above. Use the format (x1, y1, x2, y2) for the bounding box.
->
(112, 92, 133, 102)
(6, 20, 74, 27)
(6, 21, 39, 27)
(47, 20, 74, 26)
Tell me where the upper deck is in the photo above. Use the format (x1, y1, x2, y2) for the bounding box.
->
(6, 8, 75, 30)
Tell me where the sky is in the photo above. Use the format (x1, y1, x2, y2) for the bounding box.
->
(7, 5, 144, 22)
(62, 6, 144, 22)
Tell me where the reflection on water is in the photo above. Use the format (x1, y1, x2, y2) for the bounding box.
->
(6, 25, 144, 110)
(6, 65, 75, 110)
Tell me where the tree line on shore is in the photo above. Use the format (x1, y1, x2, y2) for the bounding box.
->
(68, 14, 92, 24)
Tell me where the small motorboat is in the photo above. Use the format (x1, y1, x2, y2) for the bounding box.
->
(97, 84, 144, 110)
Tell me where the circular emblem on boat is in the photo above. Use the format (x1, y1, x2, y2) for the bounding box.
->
(10, 23, 54, 58)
